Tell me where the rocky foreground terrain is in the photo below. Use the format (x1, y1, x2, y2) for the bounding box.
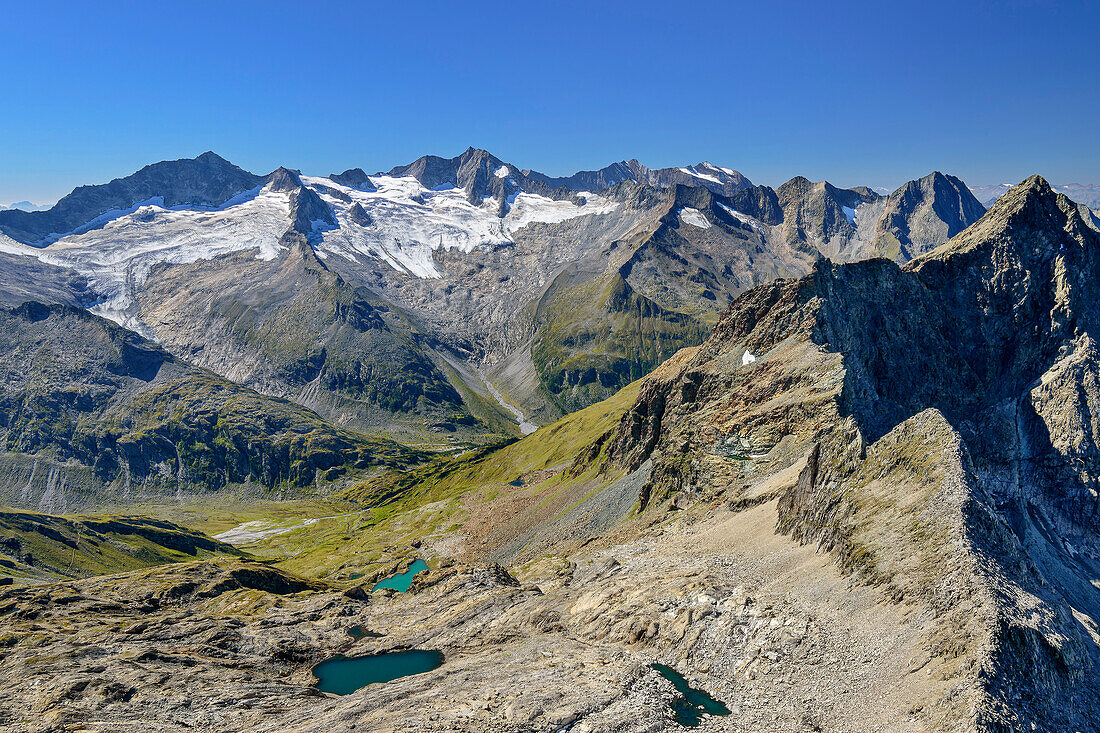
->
(0, 175, 1097, 732)
(0, 506, 941, 733)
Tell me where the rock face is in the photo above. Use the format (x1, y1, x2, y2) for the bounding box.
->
(522, 159, 641, 191)
(603, 175, 1100, 731)
(643, 161, 754, 195)
(0, 302, 418, 510)
(774, 175, 879, 258)
(383, 147, 528, 207)
(762, 172, 985, 263)
(524, 159, 754, 197)
(329, 168, 377, 191)
(874, 171, 986, 259)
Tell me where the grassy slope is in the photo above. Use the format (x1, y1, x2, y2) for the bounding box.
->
(211, 377, 644, 578)
(0, 508, 241, 582)
(532, 272, 708, 413)
(0, 303, 427, 502)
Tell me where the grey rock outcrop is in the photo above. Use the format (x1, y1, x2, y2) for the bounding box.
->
(874, 171, 986, 259)
(384, 147, 523, 207)
(524, 159, 754, 196)
(329, 167, 377, 191)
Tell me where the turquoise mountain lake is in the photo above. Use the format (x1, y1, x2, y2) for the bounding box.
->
(371, 558, 429, 592)
(651, 663, 731, 726)
(313, 650, 444, 695)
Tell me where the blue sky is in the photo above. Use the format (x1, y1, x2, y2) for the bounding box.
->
(1, 0, 1097, 203)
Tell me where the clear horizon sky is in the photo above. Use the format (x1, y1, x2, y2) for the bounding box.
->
(2, 0, 1097, 204)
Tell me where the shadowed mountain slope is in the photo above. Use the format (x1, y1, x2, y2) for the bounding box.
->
(0, 302, 421, 511)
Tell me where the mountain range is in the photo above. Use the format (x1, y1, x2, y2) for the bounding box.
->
(0, 201, 48, 212)
(971, 181, 1100, 210)
(0, 150, 988, 464)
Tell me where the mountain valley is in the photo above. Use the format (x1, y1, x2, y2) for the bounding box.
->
(0, 152, 1097, 732)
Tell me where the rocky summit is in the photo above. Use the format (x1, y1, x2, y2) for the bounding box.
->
(0, 155, 1097, 733)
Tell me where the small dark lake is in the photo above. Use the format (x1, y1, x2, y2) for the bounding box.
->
(652, 663, 731, 727)
(371, 558, 429, 592)
(313, 650, 444, 695)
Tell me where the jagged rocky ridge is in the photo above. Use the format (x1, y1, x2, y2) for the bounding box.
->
(601, 176, 1100, 731)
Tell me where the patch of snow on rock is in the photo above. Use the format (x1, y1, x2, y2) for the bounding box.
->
(680, 166, 722, 185)
(717, 203, 763, 231)
(679, 207, 711, 229)
(494, 165, 510, 179)
(742, 350, 757, 366)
